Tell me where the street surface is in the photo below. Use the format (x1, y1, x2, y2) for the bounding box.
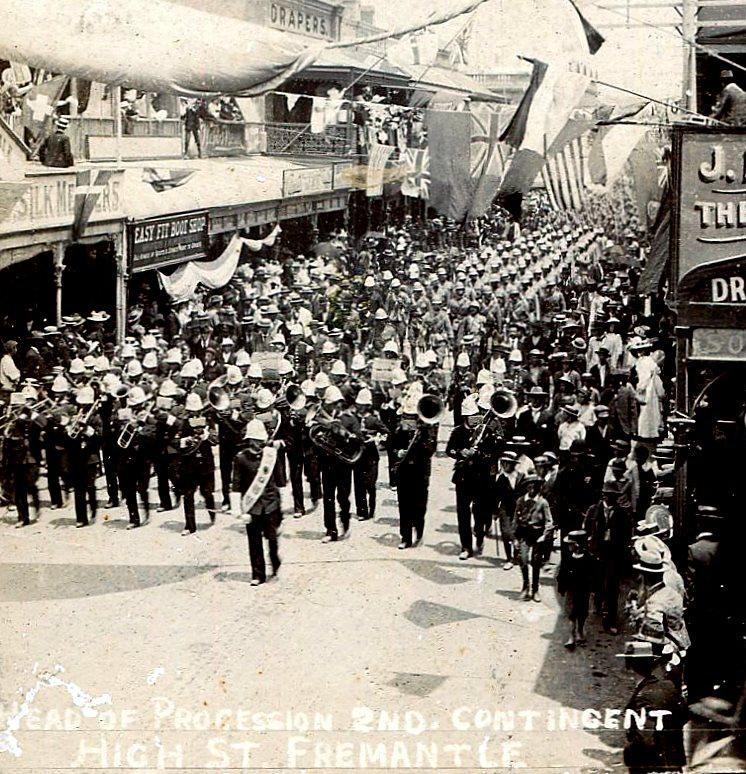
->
(0, 419, 634, 773)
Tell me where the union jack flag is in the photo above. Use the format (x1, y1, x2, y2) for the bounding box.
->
(400, 147, 430, 200)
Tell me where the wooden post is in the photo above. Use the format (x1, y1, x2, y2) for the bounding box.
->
(53, 242, 65, 326)
(114, 232, 129, 345)
(113, 85, 123, 164)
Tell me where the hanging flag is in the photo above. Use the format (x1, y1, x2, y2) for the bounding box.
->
(425, 110, 473, 219)
(72, 169, 115, 240)
(142, 167, 196, 192)
(366, 143, 395, 198)
(567, 0, 605, 54)
(400, 147, 430, 199)
(597, 103, 653, 186)
(22, 74, 69, 144)
(468, 105, 514, 219)
(629, 136, 664, 229)
(498, 60, 591, 203)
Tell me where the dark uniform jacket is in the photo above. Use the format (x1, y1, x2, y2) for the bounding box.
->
(232, 445, 283, 516)
(623, 666, 686, 773)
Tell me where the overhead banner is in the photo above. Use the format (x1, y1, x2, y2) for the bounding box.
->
(129, 211, 209, 273)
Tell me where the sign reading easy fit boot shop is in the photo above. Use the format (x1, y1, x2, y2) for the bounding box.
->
(672, 126, 746, 339)
(128, 211, 209, 273)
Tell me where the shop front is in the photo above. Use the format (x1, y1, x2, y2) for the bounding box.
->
(122, 157, 351, 324)
(669, 125, 746, 541)
(0, 168, 124, 340)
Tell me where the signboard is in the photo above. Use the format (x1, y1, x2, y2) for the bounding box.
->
(332, 161, 354, 190)
(267, 0, 338, 39)
(129, 211, 209, 273)
(690, 327, 746, 361)
(252, 351, 282, 380)
(672, 126, 746, 325)
(0, 170, 123, 235)
(371, 357, 401, 384)
(202, 121, 246, 158)
(282, 166, 333, 198)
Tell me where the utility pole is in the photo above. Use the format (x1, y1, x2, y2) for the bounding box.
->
(681, 0, 698, 111)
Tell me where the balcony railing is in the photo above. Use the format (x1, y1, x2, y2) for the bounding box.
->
(264, 121, 355, 157)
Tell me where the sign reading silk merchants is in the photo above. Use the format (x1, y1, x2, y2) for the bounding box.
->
(673, 126, 746, 327)
(129, 211, 209, 273)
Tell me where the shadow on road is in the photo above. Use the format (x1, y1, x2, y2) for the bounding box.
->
(0, 562, 218, 601)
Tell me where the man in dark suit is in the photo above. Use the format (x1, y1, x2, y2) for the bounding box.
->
(621, 638, 687, 773)
(515, 386, 554, 453)
(39, 116, 74, 168)
(584, 404, 615, 486)
(589, 346, 612, 396)
(583, 480, 630, 634)
(686, 505, 726, 701)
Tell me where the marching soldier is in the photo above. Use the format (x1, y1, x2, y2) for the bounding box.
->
(176, 392, 218, 535)
(4, 395, 43, 527)
(65, 384, 102, 528)
(390, 394, 437, 549)
(231, 419, 283, 587)
(446, 394, 502, 559)
(352, 387, 386, 521)
(317, 385, 360, 543)
(115, 386, 155, 529)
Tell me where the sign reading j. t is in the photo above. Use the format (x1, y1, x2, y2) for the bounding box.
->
(673, 127, 746, 321)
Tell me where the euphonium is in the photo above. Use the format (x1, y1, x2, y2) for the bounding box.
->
(207, 375, 231, 412)
(416, 394, 444, 425)
(308, 408, 363, 465)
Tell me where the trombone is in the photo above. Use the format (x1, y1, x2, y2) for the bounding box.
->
(67, 397, 102, 439)
(117, 399, 155, 449)
(0, 397, 53, 432)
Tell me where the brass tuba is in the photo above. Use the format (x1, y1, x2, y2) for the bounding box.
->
(490, 388, 518, 419)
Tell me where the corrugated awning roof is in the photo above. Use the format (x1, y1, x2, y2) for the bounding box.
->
(403, 64, 497, 101)
(303, 48, 409, 83)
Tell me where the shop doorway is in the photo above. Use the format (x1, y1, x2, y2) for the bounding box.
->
(62, 241, 117, 318)
(0, 250, 55, 340)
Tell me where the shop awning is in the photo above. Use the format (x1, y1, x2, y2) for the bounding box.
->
(403, 65, 498, 101)
(302, 49, 409, 87)
(119, 155, 348, 222)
